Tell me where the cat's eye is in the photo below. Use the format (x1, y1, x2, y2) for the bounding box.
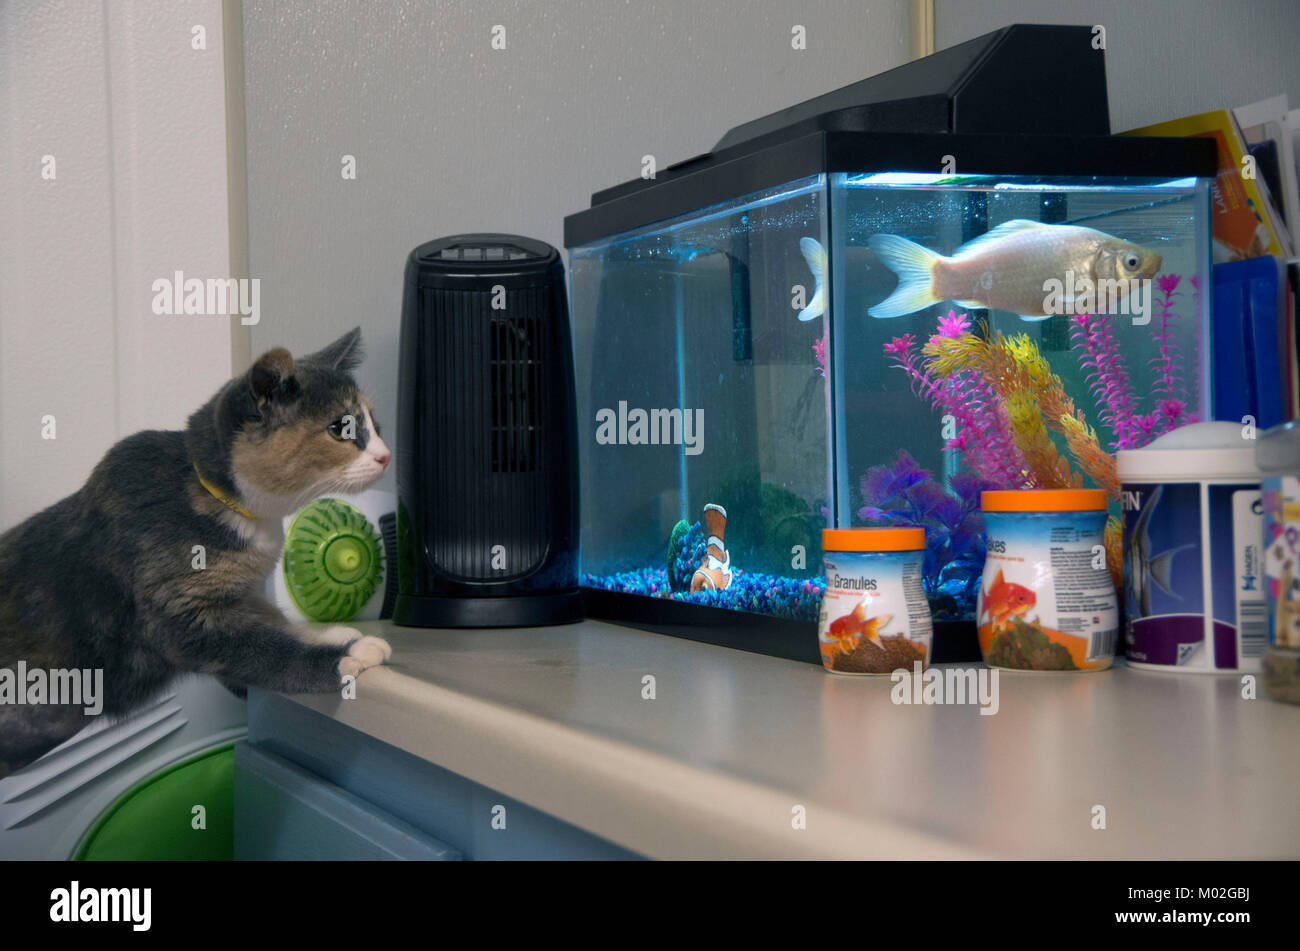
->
(327, 417, 351, 441)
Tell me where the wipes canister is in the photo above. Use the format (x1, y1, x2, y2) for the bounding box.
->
(1116, 422, 1264, 673)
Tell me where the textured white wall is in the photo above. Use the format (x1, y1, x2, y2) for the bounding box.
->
(935, 0, 1300, 132)
(240, 0, 912, 487)
(0, 0, 235, 529)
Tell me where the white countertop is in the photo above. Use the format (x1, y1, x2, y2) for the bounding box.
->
(281, 618, 1300, 860)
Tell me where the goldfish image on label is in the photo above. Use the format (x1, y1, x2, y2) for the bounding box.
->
(978, 490, 1116, 671)
(979, 569, 1037, 632)
(819, 601, 891, 663)
(867, 219, 1162, 320)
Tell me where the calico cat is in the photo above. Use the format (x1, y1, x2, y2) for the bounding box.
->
(0, 328, 392, 779)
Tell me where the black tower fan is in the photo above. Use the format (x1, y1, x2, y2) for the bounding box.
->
(393, 234, 581, 627)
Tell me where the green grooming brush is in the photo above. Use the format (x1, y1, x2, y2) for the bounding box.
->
(282, 498, 384, 622)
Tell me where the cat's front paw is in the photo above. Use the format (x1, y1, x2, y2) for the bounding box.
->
(314, 624, 363, 646)
(338, 635, 392, 679)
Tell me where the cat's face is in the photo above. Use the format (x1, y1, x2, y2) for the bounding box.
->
(227, 329, 390, 515)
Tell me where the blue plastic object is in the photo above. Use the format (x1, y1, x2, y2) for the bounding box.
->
(1213, 255, 1288, 429)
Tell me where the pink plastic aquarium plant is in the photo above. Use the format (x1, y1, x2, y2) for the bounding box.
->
(1068, 273, 1195, 451)
(883, 312, 1028, 486)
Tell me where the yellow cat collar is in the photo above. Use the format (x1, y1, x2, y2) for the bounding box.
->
(193, 464, 256, 520)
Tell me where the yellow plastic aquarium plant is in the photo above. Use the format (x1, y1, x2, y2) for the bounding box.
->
(883, 296, 1197, 595)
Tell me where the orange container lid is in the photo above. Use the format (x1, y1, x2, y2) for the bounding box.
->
(822, 527, 925, 552)
(981, 489, 1107, 512)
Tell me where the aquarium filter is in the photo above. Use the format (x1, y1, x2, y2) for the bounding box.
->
(393, 234, 581, 627)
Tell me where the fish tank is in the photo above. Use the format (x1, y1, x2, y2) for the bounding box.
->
(564, 25, 1217, 662)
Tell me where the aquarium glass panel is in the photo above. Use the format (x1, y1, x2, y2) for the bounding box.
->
(830, 173, 1210, 622)
(571, 176, 831, 621)
(571, 170, 1210, 630)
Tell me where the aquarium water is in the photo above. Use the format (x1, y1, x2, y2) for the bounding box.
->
(568, 172, 1210, 628)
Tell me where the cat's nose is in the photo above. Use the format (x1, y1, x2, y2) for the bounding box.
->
(375, 450, 390, 470)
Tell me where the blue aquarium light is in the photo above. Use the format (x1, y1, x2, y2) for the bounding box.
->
(988, 176, 1201, 191)
(844, 172, 967, 187)
(845, 172, 1202, 192)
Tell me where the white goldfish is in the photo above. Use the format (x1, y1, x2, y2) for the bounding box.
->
(867, 219, 1162, 320)
(797, 236, 827, 321)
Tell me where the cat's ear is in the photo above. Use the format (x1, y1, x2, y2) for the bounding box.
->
(248, 347, 300, 412)
(301, 327, 364, 373)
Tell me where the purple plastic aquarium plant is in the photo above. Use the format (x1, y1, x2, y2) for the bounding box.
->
(858, 450, 994, 610)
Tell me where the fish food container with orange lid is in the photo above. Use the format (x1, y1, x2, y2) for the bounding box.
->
(977, 490, 1117, 671)
(818, 528, 932, 674)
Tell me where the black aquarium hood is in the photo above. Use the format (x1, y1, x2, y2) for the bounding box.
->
(564, 23, 1216, 248)
(710, 23, 1112, 153)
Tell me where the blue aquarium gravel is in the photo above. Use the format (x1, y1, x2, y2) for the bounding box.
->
(583, 569, 824, 622)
